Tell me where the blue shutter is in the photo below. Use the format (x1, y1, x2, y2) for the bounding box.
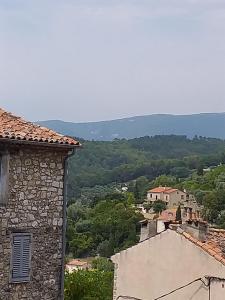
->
(11, 234, 31, 282)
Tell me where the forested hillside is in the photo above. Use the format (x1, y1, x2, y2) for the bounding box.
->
(68, 135, 225, 201)
(66, 135, 225, 259)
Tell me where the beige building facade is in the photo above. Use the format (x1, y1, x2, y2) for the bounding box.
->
(112, 229, 225, 300)
(147, 187, 186, 208)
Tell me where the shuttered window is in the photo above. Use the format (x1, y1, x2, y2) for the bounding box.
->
(11, 233, 32, 283)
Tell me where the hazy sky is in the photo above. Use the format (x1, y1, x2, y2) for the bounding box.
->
(1, 0, 225, 122)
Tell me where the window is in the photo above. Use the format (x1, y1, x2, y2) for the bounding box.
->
(181, 195, 184, 200)
(0, 152, 10, 205)
(156, 195, 158, 200)
(150, 194, 152, 198)
(10, 233, 32, 283)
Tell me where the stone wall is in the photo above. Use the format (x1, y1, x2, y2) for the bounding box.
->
(0, 145, 69, 300)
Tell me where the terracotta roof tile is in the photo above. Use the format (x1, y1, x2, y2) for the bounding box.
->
(196, 241, 204, 247)
(183, 232, 191, 239)
(0, 108, 80, 147)
(67, 259, 88, 266)
(157, 209, 177, 221)
(179, 228, 225, 266)
(207, 248, 217, 257)
(214, 254, 224, 262)
(148, 187, 172, 193)
(148, 187, 180, 194)
(164, 188, 179, 194)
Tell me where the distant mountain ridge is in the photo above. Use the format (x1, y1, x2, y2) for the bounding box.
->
(37, 113, 225, 141)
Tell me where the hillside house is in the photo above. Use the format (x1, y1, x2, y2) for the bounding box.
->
(0, 108, 80, 300)
(147, 187, 187, 208)
(65, 259, 91, 273)
(112, 223, 225, 300)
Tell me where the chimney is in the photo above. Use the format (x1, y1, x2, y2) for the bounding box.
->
(181, 221, 208, 242)
(220, 241, 225, 258)
(198, 221, 208, 242)
(139, 220, 157, 242)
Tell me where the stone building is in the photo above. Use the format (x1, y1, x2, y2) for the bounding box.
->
(112, 224, 225, 300)
(0, 108, 80, 300)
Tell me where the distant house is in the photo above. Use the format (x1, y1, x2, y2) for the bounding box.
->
(66, 259, 91, 273)
(147, 186, 187, 208)
(112, 223, 225, 300)
(0, 108, 81, 300)
(182, 198, 202, 222)
(158, 208, 177, 222)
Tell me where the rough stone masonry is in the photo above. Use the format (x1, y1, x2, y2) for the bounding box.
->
(0, 145, 69, 300)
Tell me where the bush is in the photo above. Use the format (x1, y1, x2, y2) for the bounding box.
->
(64, 270, 113, 300)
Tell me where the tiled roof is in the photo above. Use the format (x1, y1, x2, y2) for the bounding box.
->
(164, 188, 179, 194)
(0, 108, 80, 147)
(148, 187, 179, 194)
(158, 208, 177, 221)
(67, 259, 88, 266)
(148, 187, 172, 193)
(179, 228, 225, 266)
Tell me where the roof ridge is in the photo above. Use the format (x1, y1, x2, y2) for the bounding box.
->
(0, 107, 80, 147)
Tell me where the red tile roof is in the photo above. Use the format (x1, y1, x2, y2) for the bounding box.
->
(0, 108, 80, 147)
(179, 228, 225, 266)
(67, 259, 88, 266)
(158, 208, 177, 221)
(164, 188, 179, 194)
(148, 187, 179, 194)
(148, 187, 172, 193)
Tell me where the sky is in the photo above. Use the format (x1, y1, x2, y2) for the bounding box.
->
(0, 0, 225, 122)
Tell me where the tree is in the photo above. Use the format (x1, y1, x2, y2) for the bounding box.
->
(152, 175, 177, 188)
(152, 200, 166, 214)
(143, 202, 152, 212)
(176, 205, 182, 222)
(97, 240, 113, 257)
(197, 163, 204, 176)
(69, 234, 93, 257)
(64, 270, 113, 300)
(91, 257, 114, 272)
(221, 152, 225, 164)
(125, 192, 135, 207)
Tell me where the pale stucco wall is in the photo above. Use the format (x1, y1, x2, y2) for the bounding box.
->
(147, 191, 186, 208)
(166, 190, 186, 207)
(112, 230, 225, 300)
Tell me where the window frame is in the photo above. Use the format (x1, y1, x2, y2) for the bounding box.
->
(0, 151, 10, 206)
(10, 232, 32, 283)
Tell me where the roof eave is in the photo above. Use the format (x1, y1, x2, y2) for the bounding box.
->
(0, 138, 81, 149)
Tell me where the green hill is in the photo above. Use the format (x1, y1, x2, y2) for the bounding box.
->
(68, 135, 225, 199)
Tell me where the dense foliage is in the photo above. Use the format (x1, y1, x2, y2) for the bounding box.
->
(66, 193, 142, 258)
(64, 270, 113, 300)
(68, 135, 225, 200)
(66, 136, 225, 257)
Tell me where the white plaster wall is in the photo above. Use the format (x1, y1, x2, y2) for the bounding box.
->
(112, 230, 225, 300)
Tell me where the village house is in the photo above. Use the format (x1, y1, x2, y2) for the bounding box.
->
(112, 222, 225, 300)
(0, 108, 80, 300)
(147, 186, 187, 208)
(65, 259, 91, 273)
